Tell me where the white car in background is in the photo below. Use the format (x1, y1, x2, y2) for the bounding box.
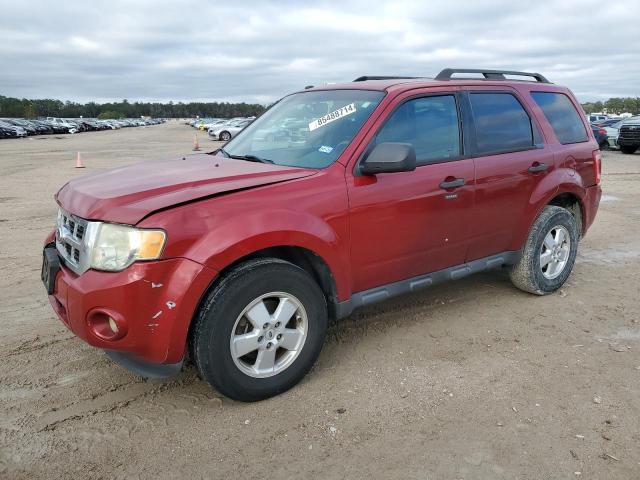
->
(208, 119, 253, 141)
(203, 119, 229, 132)
(46, 117, 78, 134)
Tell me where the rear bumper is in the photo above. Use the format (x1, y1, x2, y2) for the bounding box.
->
(48, 251, 217, 365)
(583, 184, 602, 235)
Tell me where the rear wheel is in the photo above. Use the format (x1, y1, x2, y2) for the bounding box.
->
(620, 145, 638, 154)
(190, 258, 328, 401)
(510, 205, 578, 295)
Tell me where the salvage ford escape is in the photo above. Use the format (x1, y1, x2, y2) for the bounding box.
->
(43, 68, 601, 401)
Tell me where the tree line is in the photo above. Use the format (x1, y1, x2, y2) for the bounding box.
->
(0, 95, 267, 119)
(2, 93, 638, 119)
(581, 97, 640, 115)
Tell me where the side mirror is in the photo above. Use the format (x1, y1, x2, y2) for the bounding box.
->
(360, 142, 416, 175)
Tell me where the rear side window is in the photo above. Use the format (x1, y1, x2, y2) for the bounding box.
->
(531, 92, 588, 144)
(469, 93, 534, 154)
(374, 95, 460, 165)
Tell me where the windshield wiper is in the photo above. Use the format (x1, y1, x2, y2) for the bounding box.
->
(214, 148, 274, 164)
(229, 154, 275, 164)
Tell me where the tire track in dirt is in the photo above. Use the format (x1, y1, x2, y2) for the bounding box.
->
(1, 334, 76, 359)
(34, 371, 207, 432)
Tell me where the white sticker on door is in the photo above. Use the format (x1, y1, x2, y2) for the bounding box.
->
(308, 103, 356, 132)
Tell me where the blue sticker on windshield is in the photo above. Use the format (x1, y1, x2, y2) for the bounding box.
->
(318, 145, 333, 154)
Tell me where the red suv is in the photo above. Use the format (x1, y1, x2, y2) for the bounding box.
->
(42, 68, 601, 401)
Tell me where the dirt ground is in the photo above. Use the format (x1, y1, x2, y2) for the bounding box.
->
(0, 123, 638, 480)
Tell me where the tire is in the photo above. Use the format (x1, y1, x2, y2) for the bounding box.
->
(190, 258, 328, 401)
(620, 145, 638, 154)
(510, 205, 579, 295)
(219, 131, 231, 141)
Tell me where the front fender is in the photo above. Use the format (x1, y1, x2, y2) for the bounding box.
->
(139, 168, 351, 300)
(193, 210, 349, 299)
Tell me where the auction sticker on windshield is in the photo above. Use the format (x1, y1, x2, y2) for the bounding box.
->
(308, 103, 356, 132)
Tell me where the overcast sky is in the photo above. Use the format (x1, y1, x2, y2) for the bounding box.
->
(1, 0, 638, 104)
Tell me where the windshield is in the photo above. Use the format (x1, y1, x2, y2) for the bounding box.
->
(224, 89, 385, 168)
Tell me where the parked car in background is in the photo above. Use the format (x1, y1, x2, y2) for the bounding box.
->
(46, 117, 78, 133)
(588, 114, 608, 123)
(617, 117, 640, 154)
(40, 119, 68, 134)
(591, 124, 609, 149)
(0, 124, 17, 138)
(601, 117, 636, 149)
(3, 119, 37, 135)
(209, 119, 253, 141)
(26, 120, 53, 134)
(594, 118, 622, 128)
(43, 68, 601, 401)
(0, 120, 27, 137)
(0, 116, 163, 139)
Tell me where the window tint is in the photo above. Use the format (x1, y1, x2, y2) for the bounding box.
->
(469, 93, 534, 154)
(374, 95, 460, 164)
(531, 92, 588, 144)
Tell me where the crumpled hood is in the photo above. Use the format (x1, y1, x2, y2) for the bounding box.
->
(56, 153, 316, 225)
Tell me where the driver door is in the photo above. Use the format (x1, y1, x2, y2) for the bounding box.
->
(347, 90, 475, 293)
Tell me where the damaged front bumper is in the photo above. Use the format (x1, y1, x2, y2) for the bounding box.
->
(45, 242, 217, 373)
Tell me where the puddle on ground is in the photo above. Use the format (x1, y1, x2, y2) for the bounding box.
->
(610, 328, 640, 341)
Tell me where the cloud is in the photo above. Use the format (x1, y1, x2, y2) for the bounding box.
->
(0, 0, 638, 103)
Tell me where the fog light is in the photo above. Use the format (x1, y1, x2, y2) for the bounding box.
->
(87, 309, 127, 341)
(108, 317, 118, 334)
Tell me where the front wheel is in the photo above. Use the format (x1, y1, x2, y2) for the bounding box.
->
(510, 205, 579, 295)
(219, 131, 231, 141)
(190, 258, 328, 401)
(620, 145, 638, 154)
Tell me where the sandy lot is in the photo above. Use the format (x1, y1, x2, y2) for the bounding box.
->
(0, 123, 638, 479)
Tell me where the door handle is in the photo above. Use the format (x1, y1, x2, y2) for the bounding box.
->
(528, 162, 548, 173)
(439, 178, 465, 190)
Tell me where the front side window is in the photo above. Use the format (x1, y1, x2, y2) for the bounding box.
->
(224, 89, 385, 169)
(531, 92, 588, 144)
(469, 92, 534, 154)
(372, 95, 461, 165)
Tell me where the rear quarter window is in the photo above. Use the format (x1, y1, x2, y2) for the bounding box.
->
(531, 92, 588, 144)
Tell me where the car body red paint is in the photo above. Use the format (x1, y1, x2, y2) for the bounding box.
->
(44, 74, 601, 371)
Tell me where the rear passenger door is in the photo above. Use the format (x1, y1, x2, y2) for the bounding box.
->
(462, 89, 555, 261)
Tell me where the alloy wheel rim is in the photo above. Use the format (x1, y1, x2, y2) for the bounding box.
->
(229, 292, 308, 378)
(540, 225, 571, 280)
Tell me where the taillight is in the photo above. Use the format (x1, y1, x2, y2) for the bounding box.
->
(592, 150, 601, 185)
(598, 127, 606, 135)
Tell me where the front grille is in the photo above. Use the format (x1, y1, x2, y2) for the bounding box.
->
(619, 125, 640, 141)
(55, 209, 93, 275)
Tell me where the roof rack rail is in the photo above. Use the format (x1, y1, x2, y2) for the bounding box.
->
(435, 68, 550, 83)
(353, 76, 422, 82)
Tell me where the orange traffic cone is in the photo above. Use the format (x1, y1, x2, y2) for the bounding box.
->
(75, 152, 85, 168)
(193, 134, 200, 151)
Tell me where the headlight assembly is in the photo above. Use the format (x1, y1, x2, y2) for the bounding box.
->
(90, 223, 166, 272)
